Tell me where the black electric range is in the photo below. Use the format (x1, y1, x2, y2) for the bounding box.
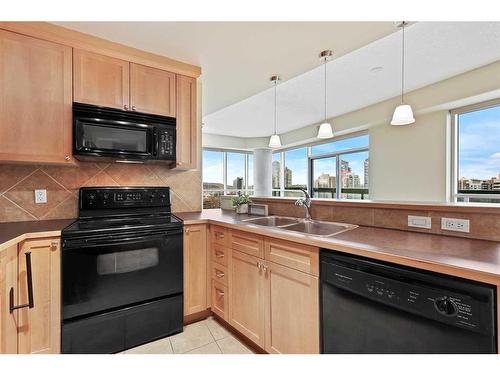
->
(61, 187, 184, 354)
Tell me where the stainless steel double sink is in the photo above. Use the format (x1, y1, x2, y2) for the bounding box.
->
(241, 216, 357, 237)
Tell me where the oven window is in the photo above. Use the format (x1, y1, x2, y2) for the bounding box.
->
(80, 123, 148, 153)
(97, 247, 159, 275)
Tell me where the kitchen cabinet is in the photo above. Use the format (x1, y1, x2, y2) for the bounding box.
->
(131, 63, 176, 116)
(175, 75, 199, 170)
(0, 245, 18, 354)
(183, 225, 208, 316)
(229, 250, 267, 347)
(0, 30, 73, 164)
(212, 226, 320, 353)
(265, 261, 319, 354)
(73, 49, 130, 110)
(0, 238, 60, 354)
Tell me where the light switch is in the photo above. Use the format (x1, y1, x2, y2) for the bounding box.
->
(35, 189, 47, 204)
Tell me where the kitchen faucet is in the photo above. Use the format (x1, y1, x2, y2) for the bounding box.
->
(295, 188, 312, 220)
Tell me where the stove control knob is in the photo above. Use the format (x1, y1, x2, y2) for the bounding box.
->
(103, 193, 109, 200)
(150, 193, 155, 200)
(434, 297, 458, 317)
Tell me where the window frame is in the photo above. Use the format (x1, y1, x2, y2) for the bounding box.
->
(202, 148, 254, 198)
(271, 132, 369, 199)
(450, 98, 500, 203)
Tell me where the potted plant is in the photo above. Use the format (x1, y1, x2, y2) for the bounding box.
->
(232, 191, 252, 214)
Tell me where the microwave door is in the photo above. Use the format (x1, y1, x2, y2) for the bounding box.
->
(75, 120, 155, 159)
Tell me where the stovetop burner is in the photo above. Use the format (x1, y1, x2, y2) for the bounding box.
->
(62, 187, 183, 238)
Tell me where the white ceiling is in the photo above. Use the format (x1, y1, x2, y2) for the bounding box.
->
(53, 21, 396, 115)
(203, 22, 500, 137)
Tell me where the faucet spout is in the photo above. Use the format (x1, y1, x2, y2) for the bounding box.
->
(295, 188, 312, 220)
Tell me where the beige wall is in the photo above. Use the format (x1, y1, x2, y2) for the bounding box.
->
(369, 111, 448, 202)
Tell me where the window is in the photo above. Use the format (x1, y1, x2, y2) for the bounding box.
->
(202, 149, 253, 209)
(451, 100, 500, 203)
(272, 134, 369, 200)
(284, 147, 308, 197)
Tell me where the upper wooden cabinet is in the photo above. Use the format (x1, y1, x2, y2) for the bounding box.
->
(0, 30, 73, 164)
(175, 75, 198, 169)
(73, 49, 130, 110)
(130, 63, 176, 116)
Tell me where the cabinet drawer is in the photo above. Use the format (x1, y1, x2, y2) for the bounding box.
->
(211, 262, 228, 286)
(264, 238, 319, 276)
(211, 244, 228, 267)
(230, 230, 264, 258)
(211, 225, 229, 247)
(211, 280, 228, 321)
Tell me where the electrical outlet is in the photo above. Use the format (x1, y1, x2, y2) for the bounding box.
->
(441, 217, 470, 233)
(407, 215, 432, 229)
(34, 189, 47, 204)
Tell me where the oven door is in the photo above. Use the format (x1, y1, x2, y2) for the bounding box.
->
(62, 229, 182, 321)
(74, 119, 156, 160)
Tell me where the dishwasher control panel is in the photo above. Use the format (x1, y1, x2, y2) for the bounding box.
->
(322, 260, 493, 336)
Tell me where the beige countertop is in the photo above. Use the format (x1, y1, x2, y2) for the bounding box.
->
(176, 209, 500, 285)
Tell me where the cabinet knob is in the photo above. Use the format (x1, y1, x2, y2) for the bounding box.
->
(124, 105, 129, 110)
(132, 106, 136, 111)
(64, 155, 71, 161)
(185, 228, 190, 234)
(51, 241, 59, 249)
(176, 162, 183, 166)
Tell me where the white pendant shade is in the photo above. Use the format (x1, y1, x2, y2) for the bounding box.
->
(317, 122, 334, 139)
(390, 104, 415, 126)
(268, 134, 282, 148)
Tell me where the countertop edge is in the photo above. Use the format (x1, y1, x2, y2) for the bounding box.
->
(0, 230, 63, 252)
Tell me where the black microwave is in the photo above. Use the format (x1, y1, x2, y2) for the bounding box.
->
(73, 103, 176, 163)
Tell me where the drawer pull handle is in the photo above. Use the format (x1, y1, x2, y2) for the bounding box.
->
(215, 289, 225, 297)
(216, 233, 225, 239)
(9, 252, 34, 313)
(215, 251, 225, 258)
(215, 271, 225, 278)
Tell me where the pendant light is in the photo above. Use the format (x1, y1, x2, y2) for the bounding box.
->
(391, 21, 415, 126)
(317, 50, 334, 139)
(268, 75, 282, 148)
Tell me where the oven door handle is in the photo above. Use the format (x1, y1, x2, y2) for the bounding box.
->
(64, 230, 182, 249)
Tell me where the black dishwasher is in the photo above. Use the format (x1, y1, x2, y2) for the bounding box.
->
(320, 250, 497, 354)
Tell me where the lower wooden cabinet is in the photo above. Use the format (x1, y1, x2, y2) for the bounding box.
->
(211, 226, 320, 354)
(0, 238, 60, 354)
(183, 224, 208, 316)
(265, 262, 319, 354)
(229, 250, 267, 347)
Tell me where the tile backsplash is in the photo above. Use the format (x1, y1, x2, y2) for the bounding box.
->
(0, 163, 201, 223)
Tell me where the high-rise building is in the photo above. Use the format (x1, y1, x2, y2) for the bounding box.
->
(364, 158, 369, 188)
(233, 177, 244, 190)
(272, 160, 280, 189)
(284, 167, 292, 187)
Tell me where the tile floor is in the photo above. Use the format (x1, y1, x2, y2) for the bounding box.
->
(120, 317, 254, 354)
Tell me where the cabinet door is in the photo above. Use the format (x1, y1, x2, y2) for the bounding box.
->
(265, 261, 319, 354)
(17, 238, 60, 354)
(175, 75, 198, 169)
(0, 245, 18, 354)
(0, 30, 73, 164)
(183, 225, 208, 315)
(130, 63, 176, 116)
(229, 250, 266, 347)
(73, 49, 130, 110)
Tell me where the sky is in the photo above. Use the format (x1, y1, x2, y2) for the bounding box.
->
(458, 105, 500, 180)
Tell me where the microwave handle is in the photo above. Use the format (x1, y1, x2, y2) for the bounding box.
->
(153, 128, 158, 156)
